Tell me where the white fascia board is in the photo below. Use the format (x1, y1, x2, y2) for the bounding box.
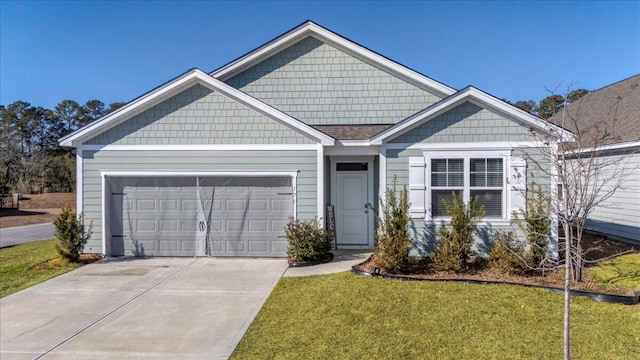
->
(325, 145, 380, 156)
(101, 170, 299, 178)
(60, 69, 202, 147)
(385, 141, 542, 151)
(80, 144, 319, 151)
(568, 140, 640, 154)
(61, 69, 334, 147)
(371, 87, 572, 145)
(211, 22, 456, 97)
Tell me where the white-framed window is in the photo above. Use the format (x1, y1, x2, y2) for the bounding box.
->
(430, 157, 505, 218)
(409, 150, 511, 221)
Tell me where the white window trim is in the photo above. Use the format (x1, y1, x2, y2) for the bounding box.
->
(423, 149, 511, 226)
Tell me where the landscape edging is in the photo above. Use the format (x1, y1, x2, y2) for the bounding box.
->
(351, 264, 639, 305)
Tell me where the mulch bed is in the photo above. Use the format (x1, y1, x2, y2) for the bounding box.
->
(356, 237, 640, 297)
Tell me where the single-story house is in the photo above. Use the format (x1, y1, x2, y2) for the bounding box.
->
(548, 74, 640, 242)
(60, 21, 569, 257)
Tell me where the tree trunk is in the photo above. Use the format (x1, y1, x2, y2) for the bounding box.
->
(564, 223, 572, 360)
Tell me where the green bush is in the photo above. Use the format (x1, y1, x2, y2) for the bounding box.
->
(373, 176, 411, 273)
(430, 193, 484, 272)
(489, 231, 528, 274)
(285, 217, 333, 262)
(53, 205, 92, 263)
(513, 182, 551, 268)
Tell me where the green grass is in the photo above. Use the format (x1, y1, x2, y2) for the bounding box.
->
(0, 239, 81, 298)
(232, 271, 640, 360)
(591, 253, 640, 291)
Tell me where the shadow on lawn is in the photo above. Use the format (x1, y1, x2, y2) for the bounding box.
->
(0, 209, 47, 218)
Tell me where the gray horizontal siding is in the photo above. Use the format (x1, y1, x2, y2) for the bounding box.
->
(584, 153, 640, 241)
(389, 102, 533, 144)
(81, 149, 317, 254)
(85, 84, 313, 145)
(225, 36, 442, 125)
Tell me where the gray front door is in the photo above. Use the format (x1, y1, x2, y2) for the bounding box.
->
(336, 171, 369, 246)
(109, 176, 292, 257)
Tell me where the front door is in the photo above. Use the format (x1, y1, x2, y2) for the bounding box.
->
(336, 169, 370, 246)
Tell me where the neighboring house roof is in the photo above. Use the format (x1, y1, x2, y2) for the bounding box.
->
(312, 124, 393, 140)
(548, 74, 640, 149)
(59, 69, 335, 147)
(371, 86, 573, 144)
(211, 20, 456, 97)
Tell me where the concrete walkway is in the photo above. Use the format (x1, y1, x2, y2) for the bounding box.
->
(283, 250, 371, 277)
(0, 223, 54, 248)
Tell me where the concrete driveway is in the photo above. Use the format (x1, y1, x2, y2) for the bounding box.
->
(0, 257, 288, 359)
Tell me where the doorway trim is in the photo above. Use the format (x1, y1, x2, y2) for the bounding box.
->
(329, 156, 375, 249)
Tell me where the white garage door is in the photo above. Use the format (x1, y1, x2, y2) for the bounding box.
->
(108, 177, 292, 257)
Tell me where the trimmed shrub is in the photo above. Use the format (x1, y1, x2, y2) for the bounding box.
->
(374, 176, 411, 273)
(53, 205, 92, 263)
(489, 230, 528, 274)
(430, 193, 485, 271)
(286, 217, 333, 262)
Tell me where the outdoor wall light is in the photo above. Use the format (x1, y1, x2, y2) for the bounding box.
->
(373, 267, 381, 276)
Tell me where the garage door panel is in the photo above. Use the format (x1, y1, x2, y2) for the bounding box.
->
(110, 176, 292, 257)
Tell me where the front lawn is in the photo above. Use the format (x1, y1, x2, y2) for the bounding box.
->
(232, 271, 640, 359)
(0, 239, 81, 298)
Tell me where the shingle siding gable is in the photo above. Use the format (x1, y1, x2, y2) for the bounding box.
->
(225, 36, 443, 126)
(389, 102, 533, 143)
(85, 84, 314, 145)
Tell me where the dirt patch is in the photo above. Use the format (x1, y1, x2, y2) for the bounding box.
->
(0, 193, 75, 229)
(18, 193, 76, 209)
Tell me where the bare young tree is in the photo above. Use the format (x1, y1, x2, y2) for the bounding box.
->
(521, 81, 639, 359)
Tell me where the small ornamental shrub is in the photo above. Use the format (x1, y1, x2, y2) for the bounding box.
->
(373, 176, 411, 273)
(489, 231, 528, 274)
(53, 205, 92, 263)
(513, 182, 551, 268)
(430, 193, 485, 272)
(285, 217, 333, 262)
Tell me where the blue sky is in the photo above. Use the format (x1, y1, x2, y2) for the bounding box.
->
(1, 1, 639, 109)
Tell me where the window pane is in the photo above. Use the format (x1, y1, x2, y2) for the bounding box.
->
(471, 190, 502, 217)
(486, 159, 503, 172)
(470, 173, 485, 187)
(431, 159, 447, 172)
(432, 173, 447, 187)
(449, 173, 464, 187)
(432, 190, 462, 217)
(487, 173, 503, 187)
(449, 159, 464, 172)
(470, 159, 486, 172)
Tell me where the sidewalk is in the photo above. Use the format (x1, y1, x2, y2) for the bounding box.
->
(283, 249, 371, 277)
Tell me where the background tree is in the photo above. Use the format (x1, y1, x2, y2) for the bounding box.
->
(0, 97, 123, 194)
(54, 100, 82, 134)
(536, 94, 565, 119)
(80, 99, 106, 127)
(513, 100, 537, 114)
(566, 89, 589, 103)
(107, 102, 126, 114)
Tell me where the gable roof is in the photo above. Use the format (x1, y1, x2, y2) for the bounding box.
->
(59, 69, 335, 147)
(210, 20, 456, 98)
(547, 74, 640, 148)
(370, 86, 573, 145)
